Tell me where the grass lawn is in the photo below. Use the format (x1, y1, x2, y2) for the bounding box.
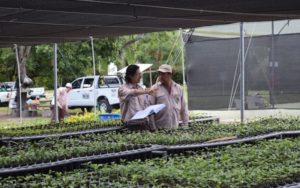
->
(0, 117, 50, 129)
(0, 106, 9, 113)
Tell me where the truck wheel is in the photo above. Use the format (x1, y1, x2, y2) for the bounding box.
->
(98, 99, 112, 113)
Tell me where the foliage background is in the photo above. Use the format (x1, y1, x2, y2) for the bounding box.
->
(0, 30, 184, 89)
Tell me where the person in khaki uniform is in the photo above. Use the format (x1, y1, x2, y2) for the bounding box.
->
(118, 64, 156, 130)
(51, 83, 72, 124)
(149, 64, 189, 129)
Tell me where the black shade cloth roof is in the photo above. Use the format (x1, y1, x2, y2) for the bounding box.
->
(1, 0, 300, 46)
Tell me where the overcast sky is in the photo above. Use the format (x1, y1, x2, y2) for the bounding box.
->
(193, 19, 300, 38)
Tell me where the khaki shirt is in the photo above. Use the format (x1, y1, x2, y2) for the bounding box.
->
(51, 87, 69, 111)
(118, 83, 148, 122)
(150, 81, 189, 129)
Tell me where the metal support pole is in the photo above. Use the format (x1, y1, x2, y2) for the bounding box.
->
(90, 36, 97, 116)
(240, 22, 245, 123)
(149, 67, 152, 86)
(180, 28, 189, 109)
(14, 44, 22, 123)
(53, 43, 59, 123)
(270, 21, 275, 109)
(180, 29, 186, 86)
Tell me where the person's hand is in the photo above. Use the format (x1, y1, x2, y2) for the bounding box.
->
(64, 108, 68, 114)
(145, 116, 150, 123)
(146, 86, 158, 96)
(57, 103, 62, 109)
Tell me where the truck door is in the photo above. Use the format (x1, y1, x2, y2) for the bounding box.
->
(104, 77, 119, 105)
(68, 78, 83, 107)
(81, 78, 95, 106)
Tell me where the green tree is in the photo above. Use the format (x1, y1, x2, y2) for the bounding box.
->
(0, 48, 16, 81)
(25, 38, 118, 89)
(0, 31, 184, 89)
(116, 30, 184, 85)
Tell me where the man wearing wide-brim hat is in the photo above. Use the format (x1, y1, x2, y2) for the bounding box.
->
(149, 64, 189, 129)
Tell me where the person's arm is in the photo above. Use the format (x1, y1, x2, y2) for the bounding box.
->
(64, 104, 68, 113)
(145, 85, 159, 105)
(134, 88, 150, 95)
(56, 88, 63, 109)
(118, 86, 155, 102)
(57, 102, 63, 109)
(118, 86, 134, 102)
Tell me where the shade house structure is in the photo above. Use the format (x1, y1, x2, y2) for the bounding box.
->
(1, 0, 300, 122)
(185, 20, 300, 113)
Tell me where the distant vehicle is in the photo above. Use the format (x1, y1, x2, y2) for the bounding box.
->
(0, 82, 14, 91)
(67, 75, 124, 113)
(0, 92, 9, 103)
(28, 87, 46, 99)
(0, 81, 46, 103)
(0, 82, 15, 103)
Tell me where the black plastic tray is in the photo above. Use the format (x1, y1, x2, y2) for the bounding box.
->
(0, 145, 163, 176)
(0, 126, 125, 142)
(1, 130, 300, 176)
(166, 130, 300, 152)
(0, 116, 219, 142)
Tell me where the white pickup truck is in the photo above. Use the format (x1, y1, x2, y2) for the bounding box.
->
(67, 75, 124, 113)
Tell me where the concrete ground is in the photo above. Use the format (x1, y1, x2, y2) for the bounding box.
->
(0, 101, 299, 124)
(192, 109, 300, 123)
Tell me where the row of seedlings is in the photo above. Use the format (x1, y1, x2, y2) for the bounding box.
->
(0, 115, 218, 142)
(1, 137, 300, 187)
(0, 118, 299, 174)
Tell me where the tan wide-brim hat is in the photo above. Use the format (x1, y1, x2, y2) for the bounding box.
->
(157, 64, 172, 73)
(65, 83, 72, 89)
